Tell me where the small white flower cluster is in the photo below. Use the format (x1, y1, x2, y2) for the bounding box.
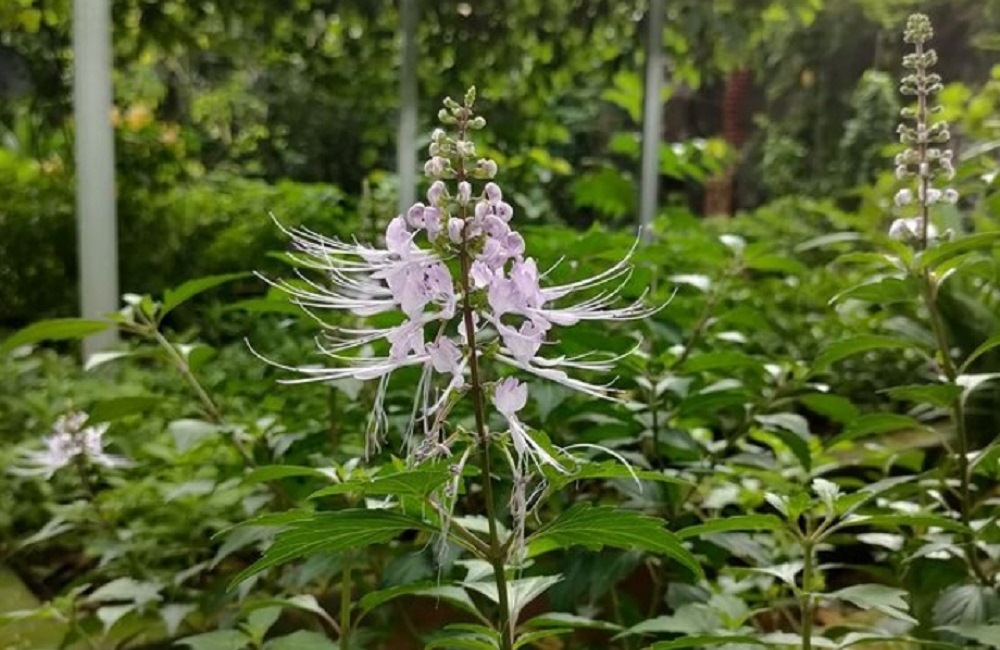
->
(12, 412, 130, 479)
(889, 14, 958, 246)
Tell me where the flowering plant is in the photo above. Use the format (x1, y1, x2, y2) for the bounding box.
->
(242, 88, 697, 649)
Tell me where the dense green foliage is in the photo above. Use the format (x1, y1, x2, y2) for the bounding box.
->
(1, 2, 999, 650)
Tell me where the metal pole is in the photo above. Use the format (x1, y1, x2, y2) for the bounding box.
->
(397, 0, 418, 214)
(639, 0, 665, 237)
(73, 0, 119, 355)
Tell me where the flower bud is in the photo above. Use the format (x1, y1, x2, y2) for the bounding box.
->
(406, 202, 426, 228)
(943, 188, 959, 204)
(448, 217, 465, 243)
(457, 181, 472, 205)
(485, 182, 502, 205)
(894, 189, 912, 207)
(478, 158, 498, 178)
(427, 180, 447, 206)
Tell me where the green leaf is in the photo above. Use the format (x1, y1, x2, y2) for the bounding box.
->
(243, 465, 335, 484)
(176, 630, 250, 650)
(962, 332, 1000, 372)
(90, 396, 161, 421)
(357, 583, 481, 622)
(838, 513, 969, 534)
(522, 612, 622, 632)
(514, 628, 573, 649)
(230, 510, 433, 586)
(161, 273, 248, 318)
(813, 335, 916, 372)
(309, 467, 451, 500)
(243, 607, 281, 641)
(265, 631, 337, 650)
(918, 232, 1000, 271)
(933, 584, 1000, 626)
(827, 413, 926, 447)
(650, 635, 766, 649)
(683, 351, 765, 374)
(425, 624, 500, 650)
(830, 584, 916, 624)
(799, 393, 859, 424)
(87, 577, 162, 607)
(937, 625, 1000, 648)
(677, 515, 784, 540)
(465, 575, 563, 623)
(83, 350, 136, 371)
(168, 419, 220, 453)
(548, 461, 690, 489)
(754, 413, 812, 470)
(744, 253, 807, 275)
(831, 277, 914, 305)
(526, 505, 703, 578)
(1, 318, 110, 354)
(883, 384, 962, 407)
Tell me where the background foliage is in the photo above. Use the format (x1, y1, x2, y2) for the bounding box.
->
(0, 1, 999, 649)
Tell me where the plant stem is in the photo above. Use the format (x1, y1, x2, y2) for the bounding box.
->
(800, 539, 814, 650)
(917, 273, 992, 585)
(340, 552, 352, 650)
(459, 237, 514, 650)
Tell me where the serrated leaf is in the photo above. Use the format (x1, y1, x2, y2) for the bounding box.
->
(677, 514, 784, 540)
(526, 505, 702, 578)
(357, 583, 481, 621)
(830, 584, 916, 624)
(1, 318, 110, 354)
(176, 630, 250, 650)
(813, 336, 916, 372)
(230, 510, 434, 586)
(309, 467, 450, 499)
(465, 575, 562, 624)
(161, 273, 248, 318)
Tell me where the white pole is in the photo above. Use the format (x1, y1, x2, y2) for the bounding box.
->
(73, 0, 119, 355)
(639, 0, 665, 237)
(397, 0, 418, 214)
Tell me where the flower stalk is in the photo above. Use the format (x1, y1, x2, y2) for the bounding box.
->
(892, 14, 991, 586)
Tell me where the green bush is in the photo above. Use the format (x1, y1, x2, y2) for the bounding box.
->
(0, 150, 351, 326)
